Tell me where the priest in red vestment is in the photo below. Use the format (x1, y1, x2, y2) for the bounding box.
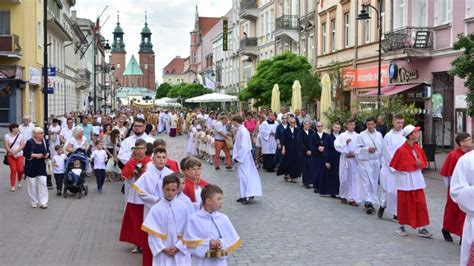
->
(440, 132, 472, 242)
(390, 125, 432, 238)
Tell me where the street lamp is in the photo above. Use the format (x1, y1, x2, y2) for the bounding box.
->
(357, 4, 383, 109)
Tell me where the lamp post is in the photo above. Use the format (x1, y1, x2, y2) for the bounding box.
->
(357, 4, 383, 109)
(94, 39, 111, 114)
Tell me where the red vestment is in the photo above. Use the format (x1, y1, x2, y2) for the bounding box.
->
(119, 155, 152, 258)
(166, 158, 179, 173)
(121, 156, 152, 180)
(440, 147, 467, 236)
(390, 142, 430, 229)
(183, 177, 209, 202)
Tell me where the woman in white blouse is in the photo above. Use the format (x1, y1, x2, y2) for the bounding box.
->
(66, 127, 89, 154)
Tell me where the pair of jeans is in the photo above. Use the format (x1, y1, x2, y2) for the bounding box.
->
(6, 155, 24, 187)
(54, 173, 65, 191)
(94, 169, 105, 190)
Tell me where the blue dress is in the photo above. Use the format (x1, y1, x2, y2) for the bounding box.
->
(319, 133, 341, 196)
(277, 127, 302, 178)
(309, 132, 328, 191)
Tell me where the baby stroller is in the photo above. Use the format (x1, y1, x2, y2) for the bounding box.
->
(63, 149, 89, 198)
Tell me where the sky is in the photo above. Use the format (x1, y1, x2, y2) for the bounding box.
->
(73, 0, 232, 84)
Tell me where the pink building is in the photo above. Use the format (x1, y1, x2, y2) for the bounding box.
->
(379, 0, 473, 148)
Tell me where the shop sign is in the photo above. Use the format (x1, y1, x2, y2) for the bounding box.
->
(455, 95, 467, 109)
(398, 66, 419, 82)
(343, 65, 389, 88)
(389, 63, 398, 79)
(29, 67, 41, 85)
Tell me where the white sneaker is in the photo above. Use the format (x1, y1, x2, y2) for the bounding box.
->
(31, 204, 38, 208)
(17, 183, 22, 189)
(396, 226, 408, 236)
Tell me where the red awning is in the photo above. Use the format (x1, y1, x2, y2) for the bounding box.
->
(361, 83, 423, 96)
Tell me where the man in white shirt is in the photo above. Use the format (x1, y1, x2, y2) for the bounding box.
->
(355, 117, 383, 214)
(60, 117, 75, 145)
(19, 116, 34, 141)
(334, 119, 360, 206)
(378, 114, 405, 220)
(118, 118, 155, 168)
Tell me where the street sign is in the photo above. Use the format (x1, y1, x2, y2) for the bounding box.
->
(47, 87, 54, 94)
(43, 67, 56, 76)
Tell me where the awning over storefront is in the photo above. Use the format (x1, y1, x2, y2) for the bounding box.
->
(361, 83, 423, 96)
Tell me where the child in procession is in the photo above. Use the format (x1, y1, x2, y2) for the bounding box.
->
(90, 140, 108, 194)
(52, 145, 67, 196)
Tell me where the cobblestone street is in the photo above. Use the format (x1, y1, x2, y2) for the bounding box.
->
(0, 134, 460, 265)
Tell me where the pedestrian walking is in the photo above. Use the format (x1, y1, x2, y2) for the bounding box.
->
(274, 114, 288, 170)
(183, 184, 241, 265)
(259, 112, 278, 172)
(440, 132, 471, 242)
(4, 123, 25, 191)
(213, 114, 232, 170)
(450, 149, 474, 266)
(311, 121, 328, 193)
(90, 140, 108, 194)
(278, 117, 301, 183)
(52, 145, 67, 196)
(298, 120, 315, 189)
(23, 127, 49, 209)
(319, 122, 342, 197)
(334, 119, 360, 206)
(231, 115, 262, 204)
(354, 117, 383, 214)
(378, 114, 405, 221)
(390, 125, 432, 238)
(141, 174, 191, 265)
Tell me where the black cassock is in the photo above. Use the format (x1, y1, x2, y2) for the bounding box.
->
(277, 127, 301, 178)
(310, 131, 328, 192)
(298, 129, 315, 186)
(319, 133, 341, 196)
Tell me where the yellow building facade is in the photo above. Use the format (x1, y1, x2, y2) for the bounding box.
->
(0, 0, 44, 125)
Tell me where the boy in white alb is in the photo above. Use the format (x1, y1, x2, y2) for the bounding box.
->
(90, 140, 108, 194)
(141, 174, 191, 266)
(184, 184, 241, 266)
(52, 145, 67, 196)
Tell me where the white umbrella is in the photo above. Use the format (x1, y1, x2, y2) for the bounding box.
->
(185, 93, 238, 103)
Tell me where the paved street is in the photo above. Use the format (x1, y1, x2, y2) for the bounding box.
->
(0, 134, 460, 265)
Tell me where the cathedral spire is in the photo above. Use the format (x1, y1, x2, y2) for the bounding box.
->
(139, 11, 153, 53)
(112, 10, 126, 53)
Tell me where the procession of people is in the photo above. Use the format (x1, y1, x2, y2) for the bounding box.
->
(3, 105, 474, 265)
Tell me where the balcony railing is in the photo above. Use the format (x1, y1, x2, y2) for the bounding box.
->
(77, 69, 92, 81)
(382, 27, 434, 53)
(276, 15, 298, 30)
(240, 0, 258, 11)
(240, 37, 258, 48)
(0, 34, 21, 54)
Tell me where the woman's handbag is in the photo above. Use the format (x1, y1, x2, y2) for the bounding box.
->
(42, 140, 53, 176)
(225, 137, 233, 150)
(3, 134, 20, 165)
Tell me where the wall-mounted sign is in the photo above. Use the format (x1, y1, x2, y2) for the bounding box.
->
(414, 31, 431, 48)
(455, 95, 467, 109)
(398, 66, 419, 82)
(222, 17, 228, 51)
(342, 65, 389, 89)
(29, 67, 41, 85)
(389, 63, 398, 79)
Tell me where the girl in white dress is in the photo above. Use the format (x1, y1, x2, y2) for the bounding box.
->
(186, 120, 198, 155)
(206, 131, 216, 164)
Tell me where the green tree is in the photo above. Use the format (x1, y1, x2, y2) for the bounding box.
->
(166, 83, 212, 100)
(239, 52, 319, 108)
(450, 33, 474, 116)
(155, 82, 172, 99)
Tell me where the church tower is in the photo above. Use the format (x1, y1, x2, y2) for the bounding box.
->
(138, 12, 155, 91)
(110, 12, 126, 87)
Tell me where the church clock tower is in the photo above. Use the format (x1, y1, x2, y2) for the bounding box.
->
(138, 12, 155, 91)
(110, 12, 126, 87)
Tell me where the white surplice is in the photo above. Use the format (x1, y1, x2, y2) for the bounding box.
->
(450, 151, 474, 266)
(258, 121, 278, 154)
(233, 125, 263, 198)
(177, 192, 197, 215)
(354, 129, 383, 204)
(142, 196, 191, 266)
(183, 209, 241, 266)
(334, 131, 361, 202)
(133, 165, 174, 217)
(380, 129, 405, 215)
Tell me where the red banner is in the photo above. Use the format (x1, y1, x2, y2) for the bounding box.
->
(343, 65, 389, 89)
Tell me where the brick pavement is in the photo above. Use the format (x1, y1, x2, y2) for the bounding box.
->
(0, 133, 461, 265)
